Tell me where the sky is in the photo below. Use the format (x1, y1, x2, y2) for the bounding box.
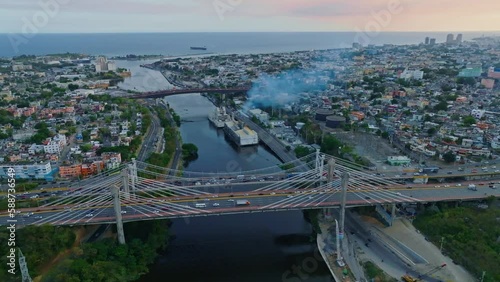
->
(1, 0, 499, 33)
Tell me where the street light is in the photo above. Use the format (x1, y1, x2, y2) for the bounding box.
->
(440, 237, 445, 252)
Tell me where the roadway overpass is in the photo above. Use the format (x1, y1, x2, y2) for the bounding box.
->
(2, 153, 498, 230)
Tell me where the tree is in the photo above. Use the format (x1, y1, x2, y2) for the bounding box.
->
(294, 146, 313, 158)
(427, 127, 437, 135)
(442, 151, 456, 163)
(68, 84, 79, 91)
(434, 101, 449, 112)
(462, 116, 476, 127)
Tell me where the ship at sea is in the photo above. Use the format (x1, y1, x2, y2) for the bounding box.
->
(223, 115, 259, 146)
(190, 46, 207, 50)
(208, 106, 230, 128)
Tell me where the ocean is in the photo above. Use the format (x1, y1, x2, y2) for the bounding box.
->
(0, 31, 497, 58)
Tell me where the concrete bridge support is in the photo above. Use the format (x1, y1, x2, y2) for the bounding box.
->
(391, 203, 396, 225)
(129, 158, 138, 194)
(339, 172, 349, 239)
(122, 169, 130, 200)
(323, 159, 336, 220)
(111, 184, 126, 245)
(375, 204, 393, 226)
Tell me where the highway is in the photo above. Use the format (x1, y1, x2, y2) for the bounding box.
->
(3, 183, 498, 227)
(340, 210, 442, 282)
(137, 102, 162, 161)
(157, 100, 182, 176)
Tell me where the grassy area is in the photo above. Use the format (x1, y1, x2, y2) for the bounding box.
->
(362, 261, 398, 282)
(413, 202, 499, 282)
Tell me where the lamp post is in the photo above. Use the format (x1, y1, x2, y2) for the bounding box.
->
(440, 237, 445, 252)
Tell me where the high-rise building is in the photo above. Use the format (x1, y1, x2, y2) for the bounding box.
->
(446, 34, 454, 44)
(429, 38, 436, 45)
(456, 34, 463, 44)
(425, 37, 430, 45)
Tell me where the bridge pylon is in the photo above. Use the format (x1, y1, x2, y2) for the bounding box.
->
(128, 158, 138, 194)
(339, 172, 350, 240)
(315, 149, 321, 177)
(121, 169, 130, 200)
(111, 183, 126, 245)
(324, 159, 335, 220)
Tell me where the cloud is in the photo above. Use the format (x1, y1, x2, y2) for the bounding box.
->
(0, 0, 499, 32)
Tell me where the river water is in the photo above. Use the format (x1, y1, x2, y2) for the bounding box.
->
(116, 60, 332, 282)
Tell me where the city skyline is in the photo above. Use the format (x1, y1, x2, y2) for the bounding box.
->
(1, 0, 499, 33)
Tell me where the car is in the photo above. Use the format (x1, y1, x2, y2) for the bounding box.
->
(153, 210, 160, 213)
(227, 199, 235, 202)
(456, 184, 462, 186)
(120, 211, 127, 214)
(270, 192, 276, 195)
(212, 203, 220, 207)
(85, 213, 93, 217)
(447, 171, 453, 174)
(396, 192, 402, 196)
(406, 186, 413, 189)
(365, 196, 371, 200)
(34, 216, 43, 219)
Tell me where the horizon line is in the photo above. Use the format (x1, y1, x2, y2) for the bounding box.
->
(1, 30, 499, 35)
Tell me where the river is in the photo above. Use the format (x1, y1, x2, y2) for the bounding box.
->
(116, 60, 333, 282)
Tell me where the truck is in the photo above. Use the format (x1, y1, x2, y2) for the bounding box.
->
(468, 184, 477, 191)
(236, 200, 250, 206)
(421, 167, 439, 174)
(195, 203, 207, 208)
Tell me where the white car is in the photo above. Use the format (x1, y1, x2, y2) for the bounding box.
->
(121, 211, 127, 214)
(85, 213, 93, 217)
(212, 203, 220, 207)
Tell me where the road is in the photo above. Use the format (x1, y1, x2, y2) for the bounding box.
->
(137, 102, 161, 161)
(342, 211, 443, 282)
(157, 100, 182, 176)
(3, 183, 499, 227)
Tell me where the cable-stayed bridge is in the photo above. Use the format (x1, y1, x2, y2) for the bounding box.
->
(3, 151, 497, 234)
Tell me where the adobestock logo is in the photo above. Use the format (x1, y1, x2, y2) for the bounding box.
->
(338, 0, 405, 49)
(282, 248, 324, 282)
(8, 0, 72, 54)
(213, 0, 243, 21)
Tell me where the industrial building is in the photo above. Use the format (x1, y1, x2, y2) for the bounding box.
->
(315, 109, 335, 121)
(325, 116, 346, 129)
(387, 156, 411, 166)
